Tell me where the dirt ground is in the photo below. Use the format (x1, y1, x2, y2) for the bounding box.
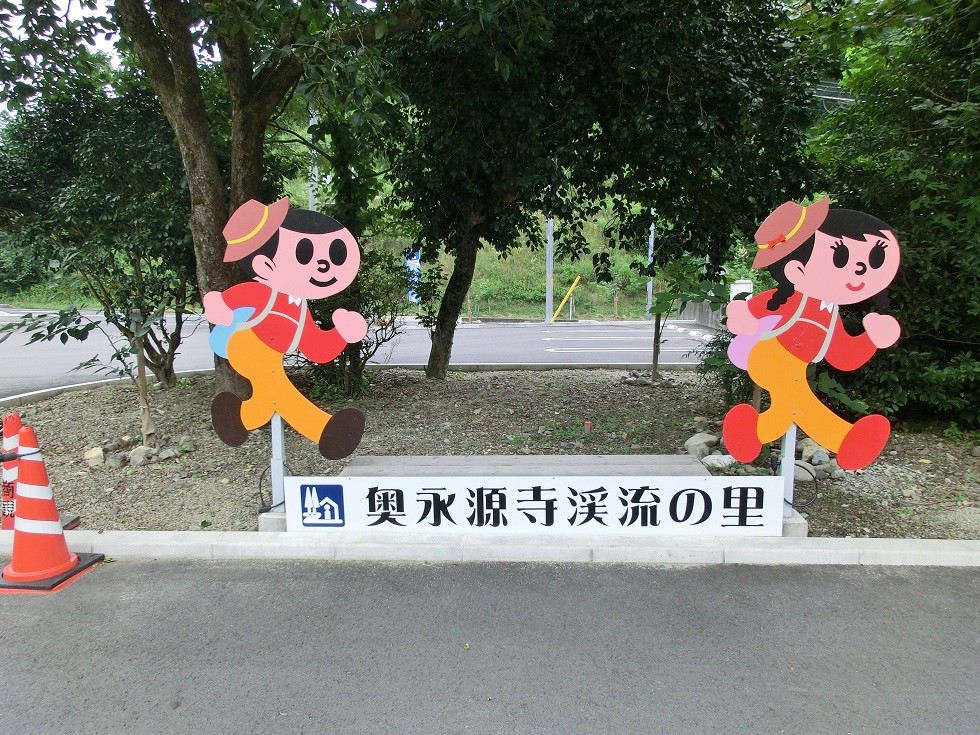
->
(6, 369, 979, 539)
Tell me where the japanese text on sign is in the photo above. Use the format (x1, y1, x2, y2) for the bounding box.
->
(284, 475, 784, 536)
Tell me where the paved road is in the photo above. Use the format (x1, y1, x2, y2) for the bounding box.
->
(1, 560, 977, 735)
(0, 308, 712, 398)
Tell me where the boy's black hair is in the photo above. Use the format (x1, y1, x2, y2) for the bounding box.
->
(766, 209, 895, 311)
(238, 209, 344, 279)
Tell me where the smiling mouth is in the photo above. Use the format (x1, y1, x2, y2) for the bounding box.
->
(310, 276, 337, 288)
(846, 282, 864, 292)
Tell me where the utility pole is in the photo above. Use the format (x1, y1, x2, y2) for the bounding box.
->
(545, 216, 554, 322)
(309, 113, 318, 210)
(645, 208, 656, 320)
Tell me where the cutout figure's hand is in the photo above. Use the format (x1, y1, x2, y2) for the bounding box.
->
(333, 309, 368, 343)
(726, 300, 758, 336)
(863, 312, 901, 349)
(203, 291, 233, 326)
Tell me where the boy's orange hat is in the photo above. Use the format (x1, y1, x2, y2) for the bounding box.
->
(222, 197, 290, 262)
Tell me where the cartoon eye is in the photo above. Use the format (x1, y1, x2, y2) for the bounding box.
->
(296, 238, 314, 265)
(831, 240, 849, 269)
(329, 238, 348, 266)
(869, 240, 887, 269)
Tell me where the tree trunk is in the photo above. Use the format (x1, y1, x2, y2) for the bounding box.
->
(113, 0, 243, 393)
(426, 238, 479, 380)
(113, 1, 424, 394)
(135, 332, 157, 447)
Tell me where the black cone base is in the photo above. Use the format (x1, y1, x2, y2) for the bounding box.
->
(0, 552, 105, 594)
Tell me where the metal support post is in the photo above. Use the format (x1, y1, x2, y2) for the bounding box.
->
(780, 423, 797, 517)
(271, 413, 286, 512)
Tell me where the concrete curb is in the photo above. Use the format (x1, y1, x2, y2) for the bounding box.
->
(2, 530, 978, 566)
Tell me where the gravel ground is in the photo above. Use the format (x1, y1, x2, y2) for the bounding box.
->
(6, 368, 980, 539)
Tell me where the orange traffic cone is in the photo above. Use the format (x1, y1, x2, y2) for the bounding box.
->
(0, 426, 102, 594)
(1, 412, 20, 530)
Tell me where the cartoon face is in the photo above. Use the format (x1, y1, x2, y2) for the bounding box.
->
(250, 226, 361, 299)
(784, 229, 900, 305)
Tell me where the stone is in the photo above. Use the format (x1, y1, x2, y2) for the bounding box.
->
(810, 449, 831, 466)
(972, 446, 980, 458)
(128, 445, 156, 467)
(702, 454, 737, 469)
(797, 438, 820, 460)
(83, 447, 105, 467)
(797, 441, 820, 463)
(686, 443, 710, 460)
(178, 436, 196, 452)
(157, 448, 179, 461)
(684, 432, 720, 449)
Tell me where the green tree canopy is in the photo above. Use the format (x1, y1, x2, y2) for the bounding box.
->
(385, 0, 816, 377)
(811, 0, 980, 425)
(0, 60, 196, 385)
(1, 0, 424, 391)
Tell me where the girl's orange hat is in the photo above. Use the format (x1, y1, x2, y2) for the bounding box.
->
(753, 197, 830, 268)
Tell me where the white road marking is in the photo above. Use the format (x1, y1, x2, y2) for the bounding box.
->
(539, 329, 651, 335)
(544, 347, 690, 353)
(542, 336, 653, 342)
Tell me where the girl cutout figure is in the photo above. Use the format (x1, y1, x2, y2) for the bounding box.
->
(723, 197, 901, 471)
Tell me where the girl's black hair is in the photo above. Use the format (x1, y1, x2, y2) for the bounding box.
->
(238, 209, 344, 278)
(765, 209, 894, 310)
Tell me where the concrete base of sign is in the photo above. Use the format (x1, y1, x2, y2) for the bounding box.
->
(258, 455, 810, 537)
(344, 454, 710, 477)
(782, 509, 809, 537)
(258, 510, 286, 532)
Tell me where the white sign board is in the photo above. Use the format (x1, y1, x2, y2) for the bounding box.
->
(284, 475, 784, 536)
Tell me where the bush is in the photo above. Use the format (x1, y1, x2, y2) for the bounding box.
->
(810, 3, 980, 427)
(306, 246, 412, 398)
(0, 234, 46, 295)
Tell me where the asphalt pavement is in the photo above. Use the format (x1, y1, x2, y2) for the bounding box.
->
(0, 309, 709, 398)
(1, 560, 977, 735)
(1, 318, 978, 734)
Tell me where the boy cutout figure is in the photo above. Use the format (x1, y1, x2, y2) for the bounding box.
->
(203, 197, 367, 459)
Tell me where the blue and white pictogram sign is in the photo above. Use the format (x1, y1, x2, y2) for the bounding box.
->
(300, 484, 346, 527)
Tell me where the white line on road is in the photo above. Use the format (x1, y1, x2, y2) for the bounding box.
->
(539, 329, 650, 334)
(544, 348, 690, 353)
(542, 337, 653, 342)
